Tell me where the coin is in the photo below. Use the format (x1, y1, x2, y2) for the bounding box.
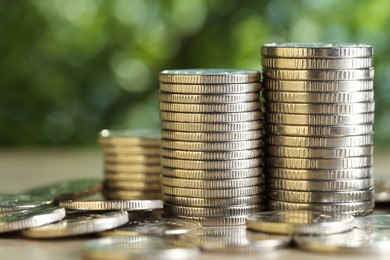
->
(104, 190, 162, 200)
(104, 163, 160, 173)
(164, 204, 261, 217)
(263, 68, 374, 80)
(162, 176, 263, 189)
(266, 124, 373, 137)
(261, 43, 373, 58)
(200, 226, 247, 236)
(264, 79, 373, 92)
(267, 200, 374, 215)
(159, 111, 262, 123)
(262, 57, 372, 69)
(161, 149, 262, 160)
(23, 178, 103, 202)
(265, 145, 373, 158)
(159, 83, 261, 94)
(161, 167, 263, 180)
(294, 229, 390, 254)
(158, 92, 260, 104)
(162, 194, 263, 207)
(0, 207, 65, 233)
(159, 101, 260, 113)
(101, 146, 161, 155)
(268, 189, 374, 203)
(99, 218, 201, 237)
(266, 102, 375, 114)
(266, 167, 373, 180)
(161, 130, 262, 142)
(161, 157, 262, 170)
(266, 156, 373, 169)
(162, 121, 263, 132)
(59, 200, 163, 211)
(22, 211, 129, 238)
(159, 69, 260, 84)
(168, 215, 249, 226)
(266, 135, 373, 147)
(162, 186, 263, 198)
(82, 236, 200, 259)
(105, 181, 161, 191)
(104, 154, 160, 164)
(0, 194, 52, 213)
(268, 178, 373, 191)
(246, 211, 355, 235)
(105, 172, 161, 182)
(266, 113, 374, 125)
(161, 139, 263, 151)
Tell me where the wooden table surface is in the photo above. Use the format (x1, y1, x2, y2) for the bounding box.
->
(0, 148, 389, 260)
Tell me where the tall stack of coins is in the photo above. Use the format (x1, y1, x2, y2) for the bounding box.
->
(261, 43, 375, 215)
(159, 69, 265, 226)
(98, 129, 162, 200)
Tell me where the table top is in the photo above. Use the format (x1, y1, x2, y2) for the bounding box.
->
(0, 148, 389, 260)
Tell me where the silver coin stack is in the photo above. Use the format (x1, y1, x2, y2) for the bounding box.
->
(158, 69, 265, 226)
(261, 43, 375, 215)
(98, 129, 162, 201)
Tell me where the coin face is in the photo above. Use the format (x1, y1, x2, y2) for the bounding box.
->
(100, 218, 201, 236)
(22, 211, 129, 238)
(23, 178, 103, 201)
(0, 194, 52, 212)
(246, 211, 355, 235)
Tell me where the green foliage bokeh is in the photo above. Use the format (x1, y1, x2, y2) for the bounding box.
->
(0, 0, 389, 148)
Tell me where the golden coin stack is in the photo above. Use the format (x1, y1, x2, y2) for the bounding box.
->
(159, 69, 265, 226)
(261, 43, 375, 215)
(98, 129, 162, 201)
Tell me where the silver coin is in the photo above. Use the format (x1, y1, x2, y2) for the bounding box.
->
(159, 69, 260, 84)
(268, 178, 373, 191)
(265, 167, 372, 180)
(294, 228, 390, 254)
(161, 149, 262, 160)
(266, 113, 374, 125)
(162, 121, 263, 132)
(163, 204, 261, 217)
(265, 145, 373, 158)
(160, 111, 262, 123)
(266, 124, 373, 137)
(266, 135, 373, 147)
(267, 200, 374, 215)
(263, 68, 374, 80)
(266, 156, 373, 169)
(161, 167, 263, 180)
(168, 215, 249, 226)
(161, 157, 262, 170)
(261, 43, 373, 58)
(268, 189, 374, 203)
(162, 186, 263, 198)
(159, 82, 261, 94)
(161, 176, 263, 189)
(0, 207, 65, 233)
(158, 92, 261, 104)
(161, 139, 263, 151)
(161, 130, 262, 142)
(262, 57, 372, 69)
(82, 235, 200, 259)
(246, 211, 355, 235)
(162, 194, 263, 207)
(0, 194, 52, 213)
(22, 211, 129, 238)
(159, 101, 260, 113)
(100, 218, 201, 237)
(264, 79, 373, 92)
(23, 178, 103, 201)
(59, 200, 163, 211)
(266, 102, 375, 114)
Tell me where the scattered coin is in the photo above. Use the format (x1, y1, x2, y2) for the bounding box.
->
(0, 194, 52, 213)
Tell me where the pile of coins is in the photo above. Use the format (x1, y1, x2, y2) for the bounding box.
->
(158, 69, 265, 226)
(261, 43, 375, 215)
(98, 129, 162, 200)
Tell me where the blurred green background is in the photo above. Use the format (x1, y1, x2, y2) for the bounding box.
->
(1, 0, 389, 148)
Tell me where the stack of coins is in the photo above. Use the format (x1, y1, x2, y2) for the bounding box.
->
(98, 129, 162, 200)
(261, 43, 375, 215)
(158, 69, 265, 226)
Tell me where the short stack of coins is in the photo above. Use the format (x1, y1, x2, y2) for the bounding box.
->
(159, 69, 265, 226)
(261, 43, 375, 215)
(98, 129, 162, 201)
